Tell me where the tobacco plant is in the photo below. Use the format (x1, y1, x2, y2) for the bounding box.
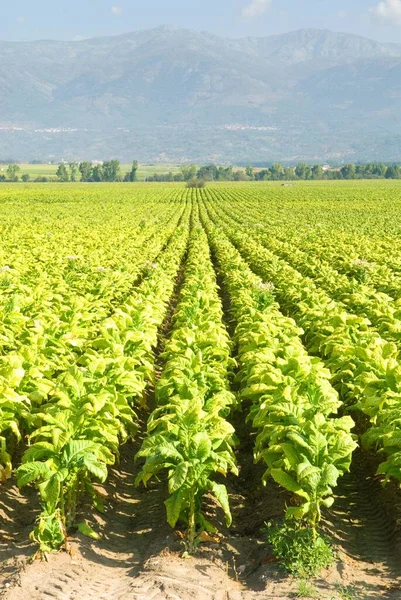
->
(136, 222, 237, 552)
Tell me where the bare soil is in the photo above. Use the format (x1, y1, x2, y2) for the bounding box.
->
(1, 434, 401, 600)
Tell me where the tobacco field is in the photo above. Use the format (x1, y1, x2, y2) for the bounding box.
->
(1, 181, 401, 600)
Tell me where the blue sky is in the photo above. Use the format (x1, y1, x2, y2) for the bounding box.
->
(2, 0, 401, 43)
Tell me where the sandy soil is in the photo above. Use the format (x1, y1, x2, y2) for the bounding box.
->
(1, 432, 401, 600)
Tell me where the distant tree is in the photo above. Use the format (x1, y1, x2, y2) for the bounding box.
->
(311, 165, 324, 180)
(216, 166, 233, 181)
(186, 179, 206, 188)
(245, 165, 254, 180)
(269, 163, 285, 180)
(56, 164, 69, 182)
(283, 166, 296, 180)
(7, 164, 20, 182)
(0, 175, 6, 182)
(79, 161, 93, 182)
(295, 162, 311, 180)
(340, 164, 356, 180)
(327, 169, 343, 180)
(362, 163, 375, 178)
(181, 164, 197, 181)
(126, 160, 138, 182)
(102, 160, 120, 182)
(386, 165, 401, 179)
(197, 165, 218, 181)
(233, 169, 248, 181)
(255, 169, 270, 181)
(21, 173, 30, 182)
(91, 165, 104, 182)
(69, 162, 79, 182)
(373, 163, 387, 178)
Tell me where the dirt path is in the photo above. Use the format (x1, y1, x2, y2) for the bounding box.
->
(2, 443, 401, 599)
(321, 452, 401, 599)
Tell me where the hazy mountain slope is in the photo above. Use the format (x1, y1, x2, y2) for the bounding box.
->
(0, 26, 400, 162)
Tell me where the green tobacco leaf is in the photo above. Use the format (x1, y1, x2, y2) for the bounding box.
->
(270, 468, 310, 500)
(17, 462, 53, 488)
(193, 432, 212, 461)
(77, 521, 99, 540)
(22, 442, 55, 463)
(210, 481, 232, 526)
(38, 475, 61, 512)
(168, 461, 188, 493)
(83, 456, 108, 482)
(320, 464, 339, 488)
(165, 488, 187, 528)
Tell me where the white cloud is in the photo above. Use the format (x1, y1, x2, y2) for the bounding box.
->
(16, 16, 26, 24)
(242, 0, 272, 19)
(111, 6, 123, 16)
(338, 10, 346, 19)
(370, 0, 401, 24)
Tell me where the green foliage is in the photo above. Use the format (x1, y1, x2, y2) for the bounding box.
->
(136, 223, 237, 553)
(6, 164, 20, 182)
(296, 580, 319, 598)
(56, 164, 69, 182)
(204, 217, 356, 539)
(186, 178, 206, 188)
(267, 521, 334, 578)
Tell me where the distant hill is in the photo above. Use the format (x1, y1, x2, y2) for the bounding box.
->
(1, 26, 400, 163)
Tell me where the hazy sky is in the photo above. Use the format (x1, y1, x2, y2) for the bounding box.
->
(2, 0, 401, 43)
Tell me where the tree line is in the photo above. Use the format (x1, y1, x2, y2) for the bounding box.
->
(144, 162, 401, 182)
(1, 161, 401, 183)
(0, 161, 138, 183)
(56, 161, 138, 182)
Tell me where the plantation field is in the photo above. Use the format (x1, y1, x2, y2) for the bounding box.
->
(1, 181, 401, 600)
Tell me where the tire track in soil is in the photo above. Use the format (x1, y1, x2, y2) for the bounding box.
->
(321, 450, 401, 599)
(0, 431, 246, 600)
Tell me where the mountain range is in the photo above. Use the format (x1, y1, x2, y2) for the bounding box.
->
(1, 26, 401, 163)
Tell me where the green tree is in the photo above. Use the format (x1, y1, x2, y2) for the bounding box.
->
(21, 173, 30, 182)
(128, 160, 139, 182)
(283, 166, 295, 180)
(102, 160, 120, 182)
(92, 165, 103, 182)
(255, 169, 270, 181)
(270, 163, 284, 180)
(245, 165, 254, 180)
(311, 165, 324, 180)
(197, 165, 218, 181)
(233, 169, 248, 181)
(373, 163, 387, 178)
(362, 163, 375, 177)
(386, 165, 401, 179)
(69, 162, 79, 182)
(295, 162, 311, 180)
(79, 162, 93, 182)
(340, 164, 356, 180)
(181, 164, 197, 181)
(186, 178, 206, 188)
(56, 164, 69, 182)
(7, 164, 20, 182)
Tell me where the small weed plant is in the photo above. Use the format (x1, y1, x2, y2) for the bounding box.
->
(267, 521, 335, 578)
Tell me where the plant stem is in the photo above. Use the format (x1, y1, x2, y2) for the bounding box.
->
(188, 488, 196, 553)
